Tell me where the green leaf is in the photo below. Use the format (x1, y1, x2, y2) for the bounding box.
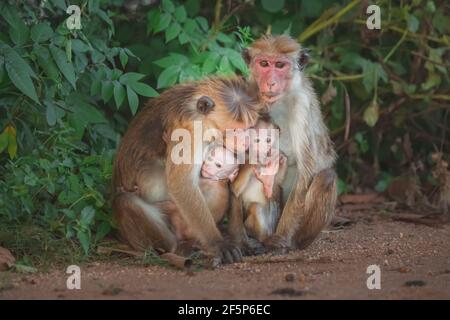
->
(127, 86, 139, 115)
(1, 6, 29, 46)
(50, 44, 77, 89)
(165, 23, 181, 42)
(101, 81, 114, 103)
(30, 23, 53, 43)
(120, 72, 145, 85)
(91, 79, 101, 95)
(45, 101, 57, 126)
(119, 49, 128, 68)
(408, 14, 420, 33)
(157, 66, 179, 88)
(71, 39, 90, 52)
(6, 127, 17, 159)
(261, 0, 285, 13)
(218, 56, 233, 75)
(33, 45, 60, 81)
(113, 81, 126, 109)
(178, 32, 189, 45)
(174, 6, 187, 22)
(0, 56, 4, 82)
(147, 10, 160, 34)
(81, 206, 96, 226)
(154, 54, 188, 68)
(162, 0, 175, 13)
(68, 98, 107, 137)
(77, 230, 90, 255)
(228, 49, 248, 73)
(65, 39, 72, 63)
(0, 132, 8, 154)
(13, 264, 38, 274)
(421, 72, 441, 91)
(130, 82, 159, 97)
(196, 17, 209, 31)
(155, 13, 172, 32)
(363, 100, 380, 127)
(2, 46, 39, 103)
(202, 52, 220, 73)
(95, 222, 111, 241)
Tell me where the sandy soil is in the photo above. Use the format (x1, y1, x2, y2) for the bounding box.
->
(1, 209, 449, 300)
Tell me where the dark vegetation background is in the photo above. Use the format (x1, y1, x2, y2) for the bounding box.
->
(0, 0, 449, 270)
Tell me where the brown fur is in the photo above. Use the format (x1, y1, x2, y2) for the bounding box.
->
(243, 35, 337, 251)
(230, 119, 287, 242)
(112, 76, 260, 263)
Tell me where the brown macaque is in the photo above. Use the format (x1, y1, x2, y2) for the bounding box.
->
(232, 118, 287, 242)
(164, 144, 240, 241)
(240, 35, 338, 252)
(112, 77, 261, 264)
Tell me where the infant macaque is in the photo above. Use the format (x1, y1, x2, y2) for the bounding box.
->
(232, 117, 287, 242)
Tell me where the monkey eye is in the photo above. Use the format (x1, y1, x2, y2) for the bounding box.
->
(266, 137, 271, 143)
(275, 62, 286, 69)
(259, 60, 269, 68)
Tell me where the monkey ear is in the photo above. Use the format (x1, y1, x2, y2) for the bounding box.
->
(298, 48, 310, 71)
(197, 96, 215, 114)
(242, 48, 251, 65)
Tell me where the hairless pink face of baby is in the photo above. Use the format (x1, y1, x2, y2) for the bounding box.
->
(201, 145, 239, 181)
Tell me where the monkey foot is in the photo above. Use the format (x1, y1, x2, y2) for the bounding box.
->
(212, 241, 243, 265)
(263, 234, 291, 255)
(241, 237, 266, 256)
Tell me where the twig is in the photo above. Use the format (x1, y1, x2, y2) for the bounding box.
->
(299, 0, 362, 42)
(411, 51, 450, 69)
(440, 109, 449, 153)
(343, 86, 351, 141)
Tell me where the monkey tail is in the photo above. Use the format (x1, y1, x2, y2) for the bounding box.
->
(112, 192, 177, 252)
(294, 168, 338, 249)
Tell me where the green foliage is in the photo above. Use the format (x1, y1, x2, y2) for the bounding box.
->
(1, 0, 449, 264)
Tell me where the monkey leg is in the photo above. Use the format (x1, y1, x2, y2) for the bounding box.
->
(293, 168, 337, 249)
(227, 196, 265, 256)
(113, 193, 177, 253)
(244, 202, 275, 242)
(265, 168, 337, 252)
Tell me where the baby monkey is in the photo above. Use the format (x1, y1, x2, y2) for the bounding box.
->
(232, 117, 287, 242)
(165, 143, 240, 241)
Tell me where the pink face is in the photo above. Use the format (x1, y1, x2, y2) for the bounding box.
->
(201, 146, 239, 181)
(252, 55, 292, 104)
(250, 127, 278, 165)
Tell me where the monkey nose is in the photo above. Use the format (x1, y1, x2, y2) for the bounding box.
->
(267, 82, 277, 90)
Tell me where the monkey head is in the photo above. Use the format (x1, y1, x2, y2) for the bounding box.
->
(242, 35, 310, 104)
(249, 117, 280, 165)
(193, 77, 261, 133)
(189, 77, 260, 155)
(201, 144, 239, 182)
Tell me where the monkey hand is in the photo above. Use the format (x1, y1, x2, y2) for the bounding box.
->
(211, 241, 243, 265)
(254, 167, 276, 199)
(263, 234, 290, 255)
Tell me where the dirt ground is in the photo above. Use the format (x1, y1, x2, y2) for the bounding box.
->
(1, 208, 449, 300)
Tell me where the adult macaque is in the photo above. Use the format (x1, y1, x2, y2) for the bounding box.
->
(112, 77, 260, 264)
(241, 35, 337, 252)
(232, 117, 287, 242)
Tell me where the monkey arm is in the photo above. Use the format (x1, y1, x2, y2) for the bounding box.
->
(231, 165, 252, 197)
(165, 160, 222, 246)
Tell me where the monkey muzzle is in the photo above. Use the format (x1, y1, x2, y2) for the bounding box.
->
(261, 92, 281, 103)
